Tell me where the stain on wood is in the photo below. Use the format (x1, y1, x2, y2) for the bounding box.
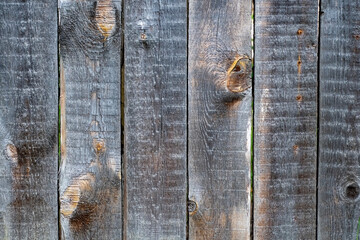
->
(59, 0, 122, 239)
(0, 0, 58, 239)
(124, 0, 187, 239)
(188, 0, 252, 239)
(297, 55, 302, 75)
(254, 0, 318, 239)
(318, 1, 360, 239)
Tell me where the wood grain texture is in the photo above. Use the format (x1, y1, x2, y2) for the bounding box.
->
(254, 0, 318, 239)
(59, 0, 122, 239)
(124, 0, 187, 239)
(0, 0, 58, 239)
(188, 0, 252, 239)
(318, 1, 360, 239)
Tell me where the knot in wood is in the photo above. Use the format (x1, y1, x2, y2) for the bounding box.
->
(93, 139, 106, 154)
(345, 182, 360, 200)
(226, 55, 252, 93)
(187, 200, 198, 216)
(6, 144, 18, 163)
(140, 33, 147, 40)
(338, 176, 360, 202)
(60, 173, 95, 218)
(95, 0, 116, 38)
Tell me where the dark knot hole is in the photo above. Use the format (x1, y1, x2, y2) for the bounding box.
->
(346, 182, 360, 200)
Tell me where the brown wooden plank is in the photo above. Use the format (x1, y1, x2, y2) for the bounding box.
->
(253, 0, 318, 239)
(188, 0, 252, 239)
(59, 0, 122, 239)
(123, 0, 187, 239)
(318, 1, 360, 239)
(0, 0, 58, 239)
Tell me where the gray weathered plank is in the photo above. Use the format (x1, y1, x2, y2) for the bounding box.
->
(188, 0, 252, 239)
(59, 0, 122, 239)
(0, 0, 58, 239)
(318, 1, 360, 239)
(254, 0, 318, 239)
(123, 0, 187, 239)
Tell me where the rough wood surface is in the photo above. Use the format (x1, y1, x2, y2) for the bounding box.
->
(188, 0, 252, 239)
(254, 0, 318, 239)
(124, 0, 187, 239)
(59, 0, 122, 239)
(318, 1, 360, 239)
(0, 1, 58, 239)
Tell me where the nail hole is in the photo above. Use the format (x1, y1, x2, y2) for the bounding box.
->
(296, 95, 302, 102)
(297, 29, 303, 35)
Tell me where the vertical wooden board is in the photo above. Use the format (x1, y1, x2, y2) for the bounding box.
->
(59, 0, 122, 239)
(124, 0, 187, 239)
(254, 0, 318, 239)
(0, 0, 58, 239)
(318, 1, 360, 239)
(188, 0, 252, 239)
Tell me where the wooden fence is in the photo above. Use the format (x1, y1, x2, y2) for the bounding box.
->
(0, 0, 358, 239)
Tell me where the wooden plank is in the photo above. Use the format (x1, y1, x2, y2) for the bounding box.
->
(188, 0, 252, 239)
(123, 0, 187, 239)
(59, 0, 122, 239)
(0, 1, 58, 239)
(318, 1, 360, 239)
(253, 0, 318, 239)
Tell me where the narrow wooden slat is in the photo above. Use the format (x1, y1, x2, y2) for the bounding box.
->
(188, 0, 252, 239)
(59, 0, 122, 239)
(0, 1, 58, 239)
(254, 0, 318, 239)
(124, 0, 187, 239)
(318, 1, 360, 239)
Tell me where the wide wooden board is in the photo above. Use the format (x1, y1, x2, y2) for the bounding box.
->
(0, 1, 58, 239)
(59, 0, 122, 239)
(318, 1, 360, 239)
(124, 0, 187, 239)
(188, 0, 253, 239)
(254, 0, 319, 239)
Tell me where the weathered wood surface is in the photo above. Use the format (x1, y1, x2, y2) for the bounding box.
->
(0, 1, 58, 239)
(318, 1, 360, 239)
(188, 0, 252, 239)
(254, 0, 318, 239)
(124, 0, 187, 239)
(3, 1, 360, 239)
(59, 0, 122, 239)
